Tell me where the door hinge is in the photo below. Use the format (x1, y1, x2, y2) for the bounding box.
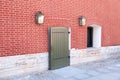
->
(68, 56, 70, 58)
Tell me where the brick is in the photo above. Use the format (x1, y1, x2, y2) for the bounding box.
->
(1, 0, 120, 56)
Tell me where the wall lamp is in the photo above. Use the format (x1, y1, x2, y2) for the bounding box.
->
(79, 16, 86, 26)
(36, 12, 44, 24)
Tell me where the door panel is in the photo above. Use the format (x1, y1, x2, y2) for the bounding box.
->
(49, 27, 70, 70)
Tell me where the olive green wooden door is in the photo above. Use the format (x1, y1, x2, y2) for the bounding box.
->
(49, 27, 70, 70)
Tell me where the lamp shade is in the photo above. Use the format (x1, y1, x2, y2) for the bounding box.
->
(79, 16, 86, 26)
(36, 12, 44, 24)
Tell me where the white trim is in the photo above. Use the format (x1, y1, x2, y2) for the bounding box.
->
(69, 28, 71, 50)
(89, 24, 102, 48)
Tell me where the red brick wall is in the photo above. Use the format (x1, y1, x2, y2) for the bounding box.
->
(0, 0, 120, 56)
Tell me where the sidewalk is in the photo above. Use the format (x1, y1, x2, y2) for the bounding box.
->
(1, 58, 120, 80)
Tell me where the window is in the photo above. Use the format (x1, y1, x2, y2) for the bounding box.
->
(87, 24, 102, 48)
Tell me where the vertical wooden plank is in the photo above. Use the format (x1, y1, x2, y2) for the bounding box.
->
(49, 27, 70, 70)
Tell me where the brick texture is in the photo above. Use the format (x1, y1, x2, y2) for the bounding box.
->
(0, 0, 120, 56)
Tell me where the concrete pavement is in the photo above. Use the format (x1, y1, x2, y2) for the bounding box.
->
(1, 58, 120, 80)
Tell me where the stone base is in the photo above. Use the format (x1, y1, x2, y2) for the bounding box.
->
(0, 46, 120, 78)
(0, 53, 48, 78)
(70, 46, 120, 65)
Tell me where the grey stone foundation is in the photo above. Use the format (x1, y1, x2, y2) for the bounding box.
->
(0, 53, 48, 78)
(70, 46, 120, 65)
(0, 46, 120, 78)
